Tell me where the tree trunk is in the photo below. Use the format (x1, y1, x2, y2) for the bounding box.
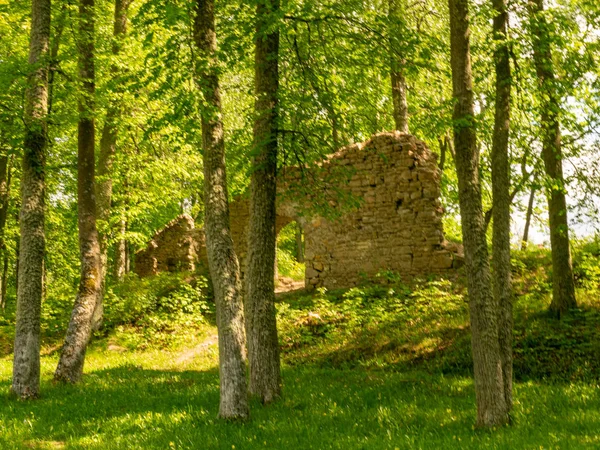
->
(193, 0, 249, 420)
(491, 0, 513, 414)
(388, 0, 409, 133)
(14, 213, 19, 300)
(48, 4, 67, 118)
(113, 218, 127, 280)
(0, 251, 8, 311)
(437, 136, 447, 174)
(245, 0, 282, 404)
(0, 154, 12, 310)
(522, 184, 536, 250)
(448, 0, 508, 427)
(528, 0, 576, 318)
(55, 0, 102, 384)
(295, 223, 304, 263)
(93, 0, 129, 332)
(12, 0, 50, 400)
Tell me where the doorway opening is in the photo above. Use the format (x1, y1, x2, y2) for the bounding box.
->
(275, 221, 305, 292)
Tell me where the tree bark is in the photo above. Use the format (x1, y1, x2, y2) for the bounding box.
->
(48, 4, 67, 119)
(55, 0, 102, 384)
(245, 0, 282, 404)
(491, 0, 513, 414)
(528, 0, 576, 318)
(14, 212, 20, 300)
(388, 0, 409, 133)
(113, 218, 127, 280)
(0, 154, 12, 310)
(295, 223, 304, 263)
(0, 251, 9, 311)
(93, 0, 129, 331)
(448, 0, 508, 427)
(12, 0, 50, 400)
(437, 136, 447, 174)
(521, 184, 536, 250)
(193, 0, 249, 420)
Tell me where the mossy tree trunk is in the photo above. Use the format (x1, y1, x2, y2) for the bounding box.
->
(93, 0, 130, 331)
(448, 0, 509, 427)
(0, 154, 13, 310)
(193, 0, 249, 420)
(491, 0, 513, 414)
(528, 0, 576, 318)
(12, 0, 51, 399)
(245, 0, 282, 404)
(55, 0, 102, 384)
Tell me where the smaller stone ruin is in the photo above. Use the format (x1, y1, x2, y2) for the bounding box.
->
(134, 132, 463, 287)
(134, 215, 206, 277)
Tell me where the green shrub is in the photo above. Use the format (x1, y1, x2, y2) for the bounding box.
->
(277, 248, 305, 280)
(571, 237, 600, 289)
(104, 272, 213, 329)
(101, 272, 214, 350)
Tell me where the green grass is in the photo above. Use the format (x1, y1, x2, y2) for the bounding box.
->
(2, 251, 600, 449)
(1, 350, 600, 449)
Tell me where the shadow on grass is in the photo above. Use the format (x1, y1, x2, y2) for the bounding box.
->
(2, 364, 600, 449)
(279, 283, 600, 384)
(0, 364, 221, 448)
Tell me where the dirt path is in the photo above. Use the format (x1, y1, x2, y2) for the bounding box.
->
(275, 278, 305, 294)
(176, 334, 219, 364)
(176, 279, 305, 363)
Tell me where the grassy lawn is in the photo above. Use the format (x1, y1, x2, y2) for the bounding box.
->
(1, 256, 600, 449)
(0, 348, 599, 449)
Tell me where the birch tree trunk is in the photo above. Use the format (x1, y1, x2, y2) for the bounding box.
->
(113, 218, 127, 280)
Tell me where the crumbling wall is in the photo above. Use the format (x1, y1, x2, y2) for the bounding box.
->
(134, 215, 206, 277)
(135, 132, 462, 287)
(290, 132, 461, 288)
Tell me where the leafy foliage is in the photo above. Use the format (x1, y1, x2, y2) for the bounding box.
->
(276, 222, 305, 281)
(102, 272, 213, 349)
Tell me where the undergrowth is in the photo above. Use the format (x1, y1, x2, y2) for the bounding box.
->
(1, 242, 600, 448)
(276, 245, 600, 382)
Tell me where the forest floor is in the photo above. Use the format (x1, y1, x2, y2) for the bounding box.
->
(1, 250, 600, 449)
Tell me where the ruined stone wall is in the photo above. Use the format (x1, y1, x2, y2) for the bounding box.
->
(134, 132, 462, 287)
(291, 132, 461, 288)
(134, 215, 206, 277)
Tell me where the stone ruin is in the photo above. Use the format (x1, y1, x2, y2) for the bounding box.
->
(135, 215, 206, 277)
(134, 132, 463, 287)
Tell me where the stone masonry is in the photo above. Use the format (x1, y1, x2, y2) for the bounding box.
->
(135, 215, 206, 277)
(134, 132, 463, 287)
